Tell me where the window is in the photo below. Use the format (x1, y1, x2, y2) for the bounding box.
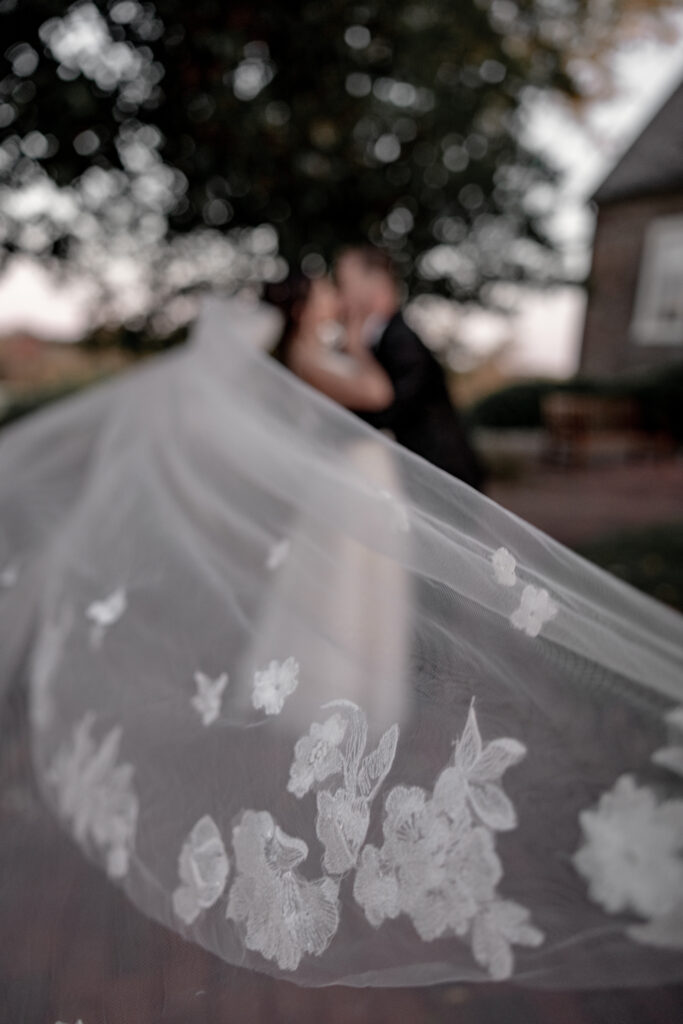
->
(631, 214, 683, 345)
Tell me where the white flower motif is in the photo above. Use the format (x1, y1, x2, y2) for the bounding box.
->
(491, 547, 517, 587)
(191, 671, 229, 726)
(288, 700, 399, 874)
(353, 844, 400, 927)
(471, 899, 544, 980)
(316, 788, 372, 875)
(86, 587, 127, 647)
(266, 538, 290, 570)
(354, 783, 502, 942)
(287, 713, 347, 798)
(172, 815, 230, 925)
(0, 560, 19, 588)
(510, 584, 557, 638)
(226, 809, 340, 970)
(252, 657, 300, 715)
(353, 704, 541, 980)
(443, 702, 527, 831)
(573, 774, 683, 920)
(48, 713, 138, 879)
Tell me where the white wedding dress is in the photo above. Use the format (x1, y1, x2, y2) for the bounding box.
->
(0, 297, 682, 1010)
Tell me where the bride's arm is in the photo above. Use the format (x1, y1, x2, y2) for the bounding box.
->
(287, 330, 394, 411)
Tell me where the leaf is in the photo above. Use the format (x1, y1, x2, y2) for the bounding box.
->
(455, 703, 482, 774)
(344, 705, 369, 780)
(471, 913, 513, 981)
(628, 905, 683, 951)
(357, 724, 400, 800)
(270, 824, 308, 871)
(468, 782, 517, 831)
(469, 738, 527, 783)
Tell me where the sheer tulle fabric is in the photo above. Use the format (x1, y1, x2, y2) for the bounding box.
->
(0, 297, 682, 990)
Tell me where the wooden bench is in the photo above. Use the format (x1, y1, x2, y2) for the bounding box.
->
(541, 392, 674, 466)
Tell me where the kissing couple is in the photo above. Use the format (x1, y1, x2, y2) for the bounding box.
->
(265, 244, 484, 491)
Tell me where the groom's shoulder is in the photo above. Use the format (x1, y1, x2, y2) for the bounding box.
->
(381, 310, 429, 353)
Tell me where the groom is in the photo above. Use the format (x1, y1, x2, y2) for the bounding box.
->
(335, 246, 484, 490)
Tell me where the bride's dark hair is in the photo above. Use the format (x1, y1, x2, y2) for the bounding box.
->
(263, 273, 313, 366)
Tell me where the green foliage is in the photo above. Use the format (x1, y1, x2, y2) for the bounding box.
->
(0, 0, 603, 312)
(577, 523, 683, 612)
(468, 365, 683, 438)
(0, 381, 85, 430)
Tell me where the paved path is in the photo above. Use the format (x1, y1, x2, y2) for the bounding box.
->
(489, 457, 683, 547)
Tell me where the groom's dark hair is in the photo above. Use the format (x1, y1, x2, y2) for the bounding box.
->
(335, 244, 399, 283)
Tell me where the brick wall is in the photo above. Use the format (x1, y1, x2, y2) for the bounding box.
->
(580, 190, 683, 375)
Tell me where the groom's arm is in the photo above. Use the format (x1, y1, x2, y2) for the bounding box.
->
(353, 320, 432, 429)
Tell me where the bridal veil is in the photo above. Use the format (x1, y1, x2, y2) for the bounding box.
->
(0, 297, 682, 991)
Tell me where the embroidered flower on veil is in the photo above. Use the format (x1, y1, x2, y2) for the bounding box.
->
(226, 810, 340, 970)
(192, 671, 229, 726)
(510, 584, 557, 638)
(491, 547, 517, 587)
(287, 713, 347, 798)
(352, 704, 543, 979)
(172, 815, 230, 925)
(86, 587, 127, 647)
(471, 898, 545, 980)
(288, 701, 399, 875)
(573, 774, 683, 921)
(252, 657, 300, 715)
(48, 713, 138, 879)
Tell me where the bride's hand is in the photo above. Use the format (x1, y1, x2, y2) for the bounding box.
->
(344, 310, 368, 356)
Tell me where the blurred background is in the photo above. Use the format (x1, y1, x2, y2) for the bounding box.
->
(0, 0, 682, 611)
(2, 6, 683, 1023)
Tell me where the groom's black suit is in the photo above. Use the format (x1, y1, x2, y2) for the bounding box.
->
(353, 312, 484, 490)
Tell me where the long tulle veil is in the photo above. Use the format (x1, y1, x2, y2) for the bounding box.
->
(0, 295, 682, 993)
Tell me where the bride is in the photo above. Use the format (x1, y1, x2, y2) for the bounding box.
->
(0, 284, 682, 1015)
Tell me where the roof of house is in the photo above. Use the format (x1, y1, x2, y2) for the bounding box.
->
(592, 74, 683, 204)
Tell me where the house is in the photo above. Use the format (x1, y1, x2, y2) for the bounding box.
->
(580, 75, 683, 375)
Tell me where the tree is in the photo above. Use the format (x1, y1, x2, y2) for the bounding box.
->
(0, 0, 679, 331)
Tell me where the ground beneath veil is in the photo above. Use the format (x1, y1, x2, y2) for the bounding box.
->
(489, 455, 683, 548)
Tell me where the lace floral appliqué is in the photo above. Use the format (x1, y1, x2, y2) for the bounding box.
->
(510, 584, 557, 638)
(353, 704, 543, 979)
(192, 671, 228, 726)
(491, 547, 517, 587)
(226, 809, 340, 970)
(87, 587, 127, 647)
(48, 713, 138, 879)
(172, 815, 230, 925)
(252, 657, 300, 715)
(574, 774, 683, 950)
(288, 700, 399, 875)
